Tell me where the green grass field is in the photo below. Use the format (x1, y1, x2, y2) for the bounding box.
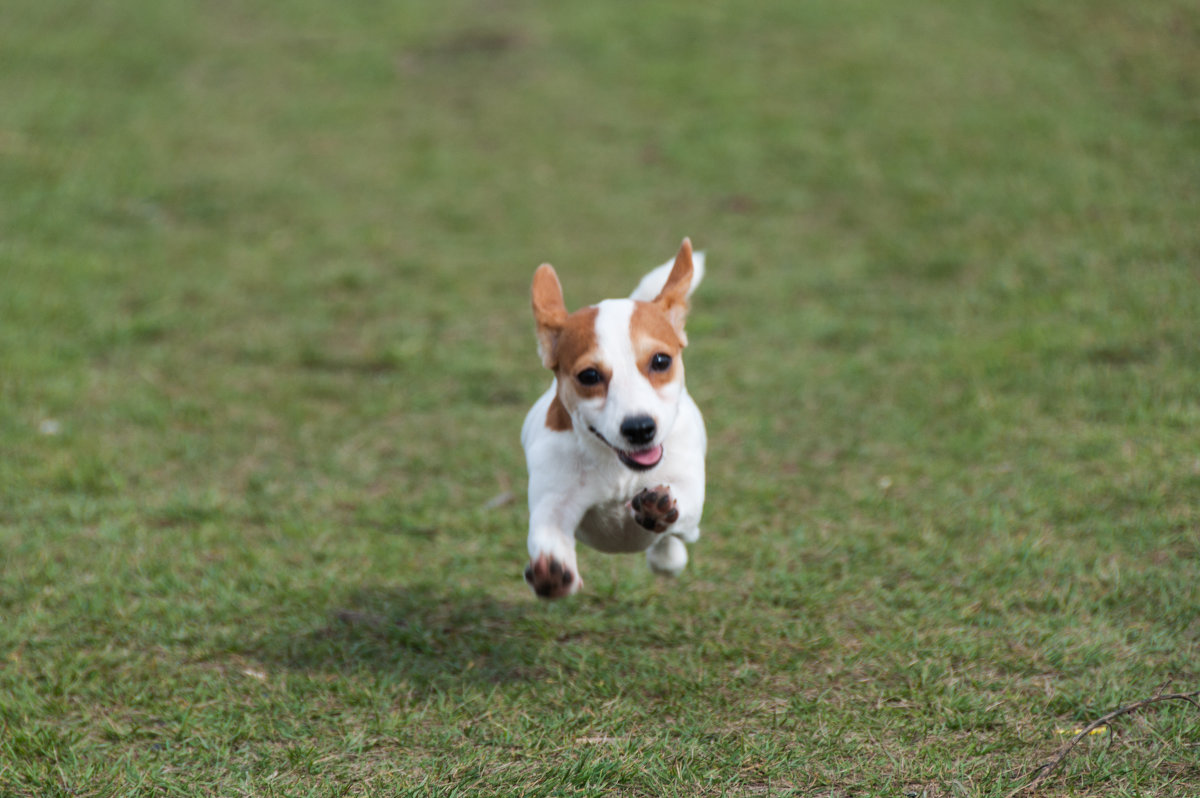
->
(2, 1, 1198, 795)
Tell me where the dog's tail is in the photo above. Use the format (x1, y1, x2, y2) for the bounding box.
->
(629, 247, 705, 302)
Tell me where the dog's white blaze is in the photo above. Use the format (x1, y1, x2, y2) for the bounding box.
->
(586, 298, 680, 449)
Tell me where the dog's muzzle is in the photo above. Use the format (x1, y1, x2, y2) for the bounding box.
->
(589, 425, 664, 471)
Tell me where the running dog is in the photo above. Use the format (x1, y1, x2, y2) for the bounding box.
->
(521, 239, 707, 598)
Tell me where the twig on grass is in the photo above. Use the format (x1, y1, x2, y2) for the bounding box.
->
(1006, 683, 1200, 797)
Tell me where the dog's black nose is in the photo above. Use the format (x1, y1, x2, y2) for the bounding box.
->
(620, 415, 657, 446)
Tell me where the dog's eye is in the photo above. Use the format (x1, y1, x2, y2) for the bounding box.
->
(577, 368, 603, 386)
(649, 353, 672, 372)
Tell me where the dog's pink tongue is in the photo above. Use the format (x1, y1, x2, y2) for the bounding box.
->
(628, 445, 663, 466)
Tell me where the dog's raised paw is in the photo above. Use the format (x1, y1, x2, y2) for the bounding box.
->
(524, 554, 578, 599)
(631, 485, 678, 533)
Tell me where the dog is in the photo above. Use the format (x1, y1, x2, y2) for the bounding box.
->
(520, 239, 707, 598)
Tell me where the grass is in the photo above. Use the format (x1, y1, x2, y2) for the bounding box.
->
(2, 0, 1198, 795)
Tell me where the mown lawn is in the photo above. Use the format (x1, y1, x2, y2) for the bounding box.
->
(1, 1, 1198, 795)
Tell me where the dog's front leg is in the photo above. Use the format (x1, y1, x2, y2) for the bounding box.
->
(525, 499, 586, 599)
(635, 473, 704, 577)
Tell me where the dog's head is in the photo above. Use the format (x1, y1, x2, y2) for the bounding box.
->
(530, 240, 695, 471)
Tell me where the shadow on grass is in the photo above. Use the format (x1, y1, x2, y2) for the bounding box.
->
(249, 584, 557, 689)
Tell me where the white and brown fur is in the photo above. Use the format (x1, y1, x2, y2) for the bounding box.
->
(521, 239, 707, 598)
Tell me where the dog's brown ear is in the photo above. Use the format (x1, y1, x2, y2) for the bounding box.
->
(653, 238, 694, 345)
(531, 263, 568, 369)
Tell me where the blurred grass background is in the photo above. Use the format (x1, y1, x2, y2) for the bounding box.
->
(1, 1, 1198, 795)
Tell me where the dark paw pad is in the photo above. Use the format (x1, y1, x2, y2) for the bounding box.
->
(631, 484, 678, 533)
(524, 554, 576, 599)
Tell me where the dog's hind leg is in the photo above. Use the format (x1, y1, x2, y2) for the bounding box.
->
(646, 533, 689, 576)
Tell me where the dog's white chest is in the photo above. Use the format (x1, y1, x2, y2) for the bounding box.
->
(576, 500, 659, 553)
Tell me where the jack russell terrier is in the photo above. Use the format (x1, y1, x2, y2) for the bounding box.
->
(521, 239, 707, 598)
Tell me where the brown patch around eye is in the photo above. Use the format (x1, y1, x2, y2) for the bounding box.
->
(642, 354, 679, 388)
(551, 307, 598, 369)
(551, 306, 609, 400)
(570, 366, 609, 399)
(630, 301, 683, 388)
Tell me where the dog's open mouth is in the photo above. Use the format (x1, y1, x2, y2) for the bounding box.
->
(589, 427, 664, 471)
(617, 445, 664, 470)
